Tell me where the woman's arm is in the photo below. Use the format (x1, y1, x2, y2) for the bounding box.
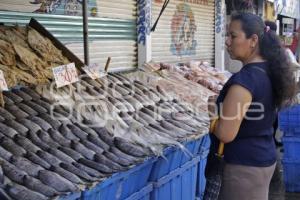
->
(213, 84, 252, 143)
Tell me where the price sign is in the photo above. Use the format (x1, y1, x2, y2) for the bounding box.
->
(52, 63, 79, 88)
(82, 63, 107, 79)
(0, 70, 8, 91)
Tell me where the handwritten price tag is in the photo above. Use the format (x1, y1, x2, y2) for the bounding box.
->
(0, 70, 8, 91)
(52, 63, 79, 88)
(82, 63, 107, 79)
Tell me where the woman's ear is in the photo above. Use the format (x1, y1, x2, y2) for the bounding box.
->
(250, 34, 259, 48)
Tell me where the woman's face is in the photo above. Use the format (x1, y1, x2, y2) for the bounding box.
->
(226, 20, 256, 62)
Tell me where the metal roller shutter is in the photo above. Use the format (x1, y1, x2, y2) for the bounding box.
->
(151, 0, 215, 65)
(0, 0, 137, 72)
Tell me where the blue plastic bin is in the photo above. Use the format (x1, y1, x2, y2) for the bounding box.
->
(58, 192, 81, 200)
(150, 156, 200, 200)
(196, 135, 211, 200)
(279, 105, 300, 134)
(81, 157, 156, 200)
(149, 135, 205, 182)
(124, 184, 153, 200)
(282, 136, 300, 159)
(282, 158, 300, 192)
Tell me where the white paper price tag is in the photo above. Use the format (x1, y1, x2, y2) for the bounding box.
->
(52, 63, 79, 88)
(0, 70, 8, 91)
(82, 63, 107, 79)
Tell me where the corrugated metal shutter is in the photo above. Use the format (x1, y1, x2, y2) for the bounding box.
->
(151, 0, 215, 65)
(0, 0, 137, 72)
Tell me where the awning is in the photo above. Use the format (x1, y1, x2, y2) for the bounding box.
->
(275, 0, 300, 19)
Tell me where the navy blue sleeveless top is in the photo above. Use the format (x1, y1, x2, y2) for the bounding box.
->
(211, 62, 277, 167)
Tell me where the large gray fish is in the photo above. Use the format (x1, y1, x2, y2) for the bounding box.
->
(107, 96, 128, 113)
(3, 91, 23, 103)
(51, 166, 84, 185)
(87, 134, 110, 151)
(3, 95, 14, 106)
(111, 73, 132, 85)
(28, 131, 50, 151)
(165, 119, 197, 133)
(11, 156, 44, 177)
(103, 151, 132, 167)
(37, 130, 60, 148)
(0, 138, 26, 156)
(141, 107, 163, 121)
(36, 150, 61, 167)
(6, 183, 47, 200)
(91, 127, 114, 146)
(1, 159, 27, 184)
(17, 118, 41, 134)
(25, 151, 51, 169)
(73, 123, 98, 137)
(78, 158, 114, 174)
(109, 146, 140, 163)
(0, 123, 18, 138)
(0, 107, 15, 121)
(82, 77, 103, 88)
(34, 99, 53, 112)
(48, 147, 75, 164)
(0, 145, 12, 161)
(48, 129, 71, 147)
(29, 116, 52, 131)
(5, 105, 29, 119)
(23, 101, 48, 114)
(61, 163, 101, 181)
(6, 120, 29, 136)
(59, 124, 80, 142)
(12, 89, 32, 101)
(58, 146, 83, 161)
(137, 111, 158, 125)
(144, 90, 160, 103)
(80, 139, 104, 155)
(15, 135, 41, 153)
(17, 102, 39, 116)
(66, 124, 88, 140)
(124, 96, 143, 110)
(114, 84, 130, 96)
(114, 137, 148, 158)
(94, 153, 126, 171)
(71, 141, 95, 160)
(38, 113, 62, 130)
(23, 175, 59, 197)
(39, 170, 78, 192)
(20, 87, 41, 100)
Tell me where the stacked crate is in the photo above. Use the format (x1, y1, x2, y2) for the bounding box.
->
(279, 105, 300, 192)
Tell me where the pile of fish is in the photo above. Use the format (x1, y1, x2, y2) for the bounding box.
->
(0, 25, 70, 87)
(0, 73, 209, 200)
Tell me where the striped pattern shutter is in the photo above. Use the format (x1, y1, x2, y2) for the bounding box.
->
(0, 0, 137, 72)
(151, 0, 215, 65)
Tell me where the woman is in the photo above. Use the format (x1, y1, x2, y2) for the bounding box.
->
(209, 13, 296, 200)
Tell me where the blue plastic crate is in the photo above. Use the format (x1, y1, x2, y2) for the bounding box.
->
(196, 135, 210, 200)
(124, 184, 153, 200)
(150, 155, 200, 200)
(282, 136, 300, 159)
(283, 127, 300, 137)
(282, 158, 300, 192)
(149, 135, 205, 181)
(81, 157, 156, 200)
(279, 105, 300, 133)
(58, 192, 81, 200)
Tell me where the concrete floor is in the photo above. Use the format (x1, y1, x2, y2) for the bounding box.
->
(269, 131, 300, 200)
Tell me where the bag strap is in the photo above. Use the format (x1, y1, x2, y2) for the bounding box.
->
(210, 118, 224, 156)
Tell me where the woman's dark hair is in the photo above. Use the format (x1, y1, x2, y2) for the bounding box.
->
(231, 12, 297, 108)
(264, 20, 277, 32)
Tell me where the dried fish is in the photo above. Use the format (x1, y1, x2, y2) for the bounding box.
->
(71, 141, 95, 160)
(17, 103, 38, 116)
(29, 116, 52, 131)
(78, 158, 114, 174)
(39, 170, 78, 192)
(103, 151, 132, 167)
(23, 175, 59, 197)
(48, 147, 75, 164)
(94, 153, 125, 171)
(66, 124, 88, 140)
(0, 122, 18, 138)
(6, 183, 47, 200)
(160, 120, 189, 135)
(111, 73, 132, 85)
(38, 113, 62, 130)
(80, 139, 104, 155)
(144, 90, 160, 103)
(37, 130, 60, 148)
(91, 127, 114, 146)
(34, 99, 53, 112)
(0, 107, 15, 120)
(15, 135, 41, 153)
(114, 137, 148, 157)
(58, 147, 83, 161)
(1, 160, 27, 184)
(3, 95, 14, 106)
(109, 146, 140, 163)
(59, 124, 80, 142)
(124, 96, 143, 110)
(28, 131, 50, 151)
(0, 145, 13, 161)
(51, 166, 83, 185)
(115, 84, 130, 96)
(25, 152, 51, 169)
(5, 105, 29, 119)
(20, 87, 41, 100)
(23, 101, 48, 114)
(107, 74, 123, 85)
(107, 96, 128, 112)
(48, 129, 71, 147)
(60, 163, 104, 181)
(10, 156, 44, 177)
(71, 162, 104, 179)
(36, 150, 61, 167)
(12, 89, 32, 101)
(1, 138, 26, 156)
